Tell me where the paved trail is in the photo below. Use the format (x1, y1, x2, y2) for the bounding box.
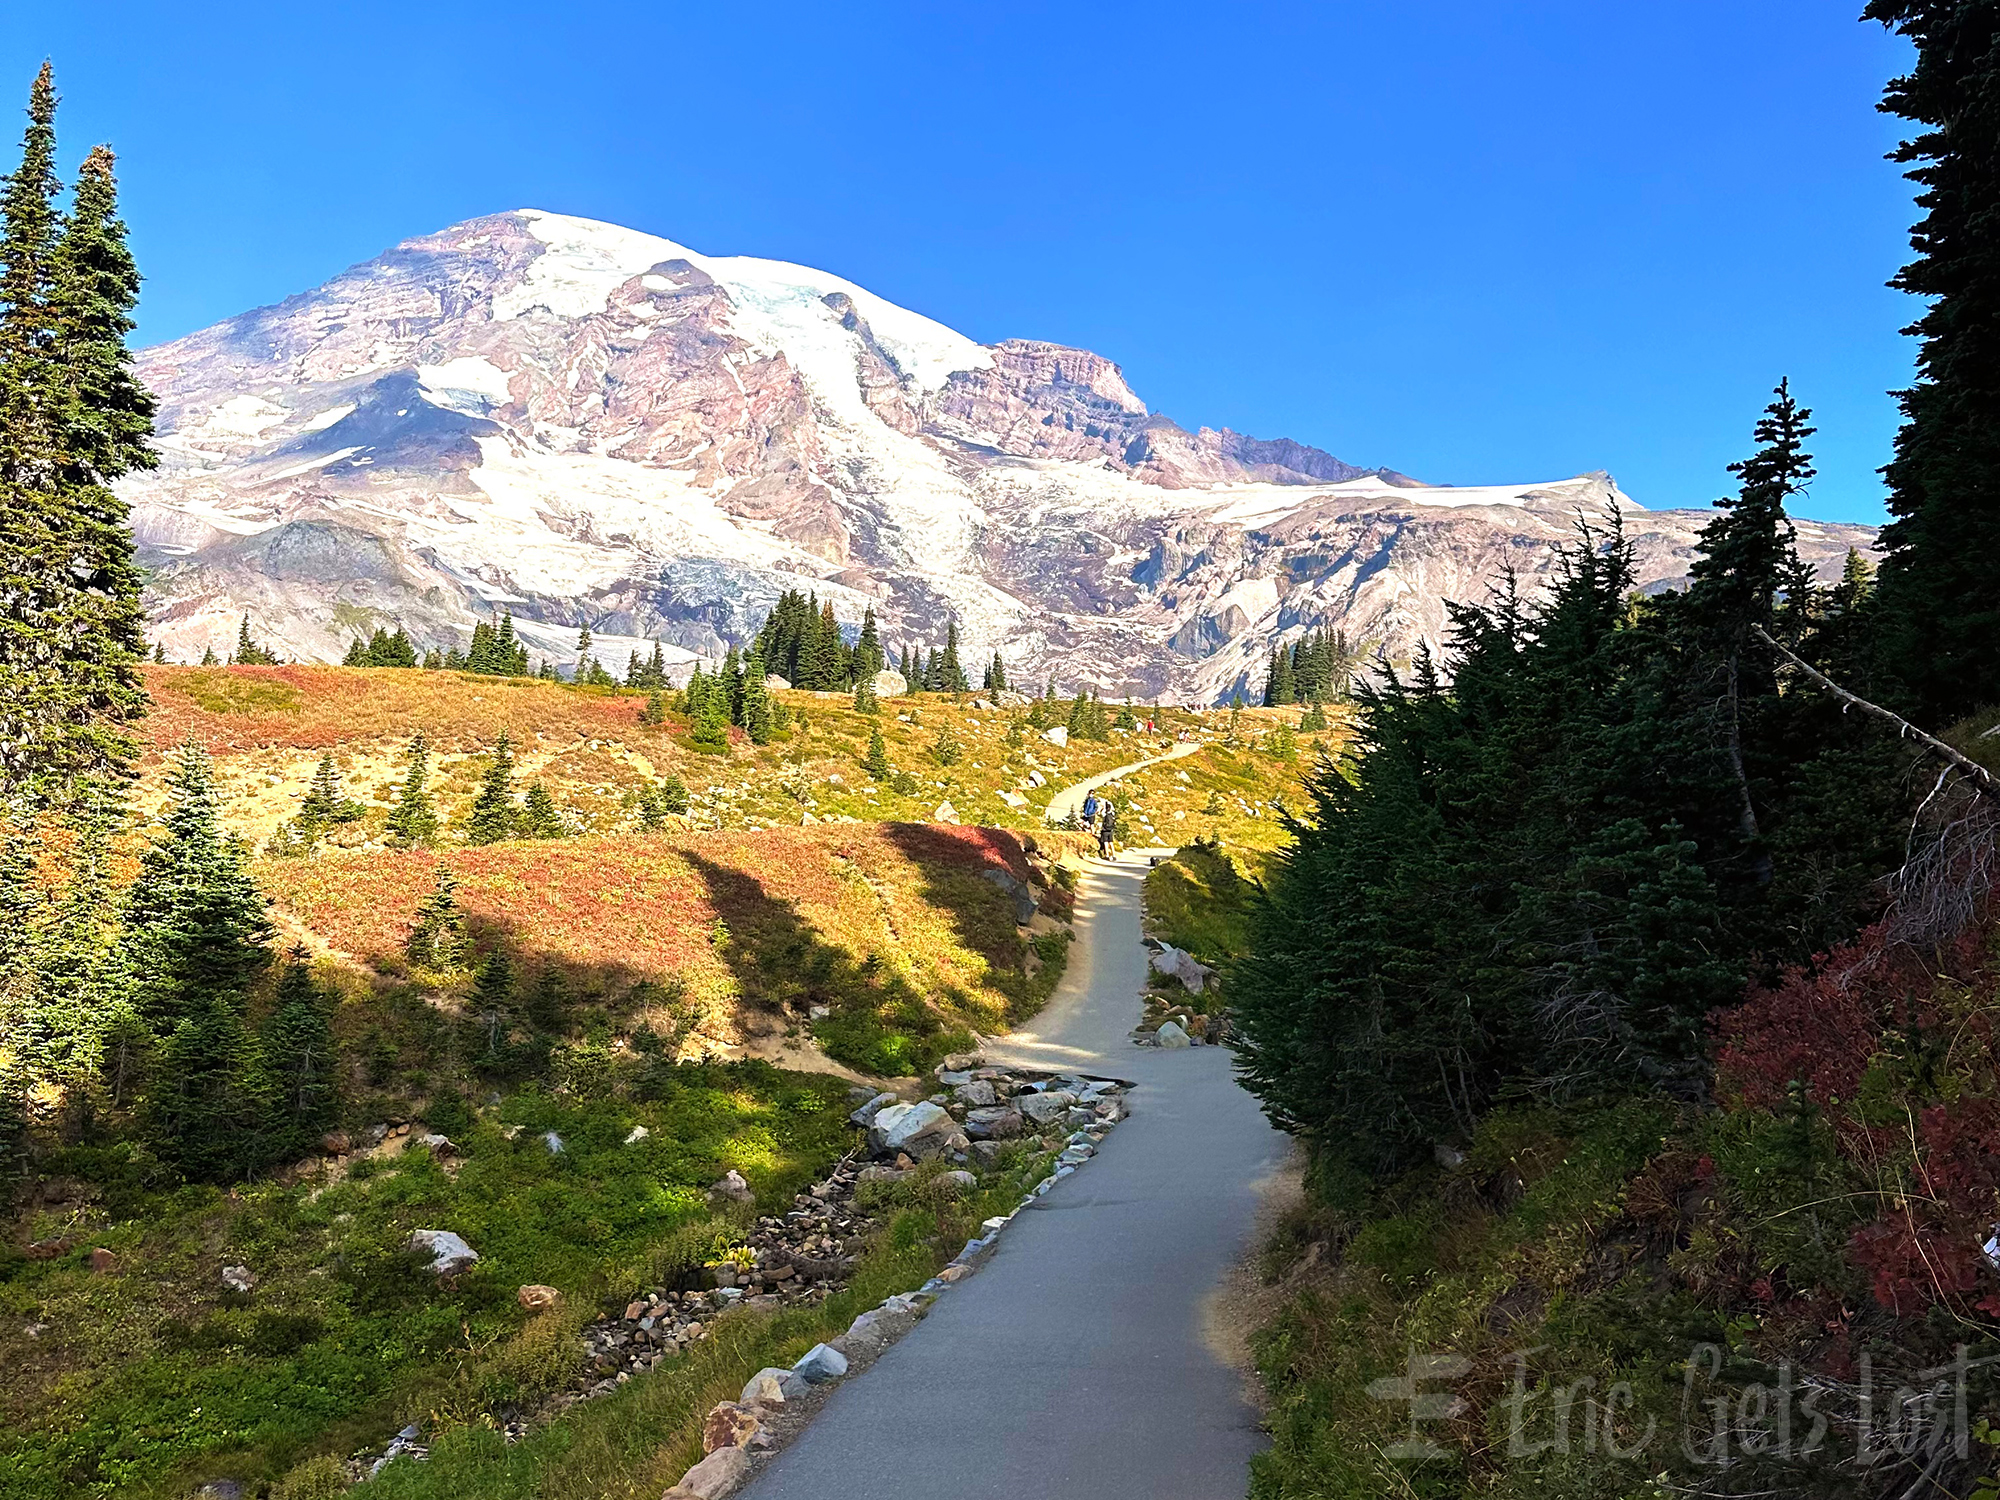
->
(1040, 739, 1205, 827)
(739, 848, 1285, 1500)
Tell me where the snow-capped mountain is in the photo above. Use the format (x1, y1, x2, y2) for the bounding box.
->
(126, 210, 1876, 699)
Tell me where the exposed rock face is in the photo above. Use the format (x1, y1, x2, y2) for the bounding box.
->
(122, 210, 1878, 699)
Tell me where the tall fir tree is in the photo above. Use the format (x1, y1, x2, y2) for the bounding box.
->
(854, 607, 884, 680)
(862, 727, 892, 780)
(261, 947, 337, 1159)
(407, 862, 470, 972)
(465, 731, 519, 845)
(740, 654, 774, 743)
(146, 995, 273, 1183)
(385, 733, 438, 846)
(122, 741, 273, 1027)
(520, 780, 566, 839)
(1864, 0, 2000, 720)
(0, 69, 150, 802)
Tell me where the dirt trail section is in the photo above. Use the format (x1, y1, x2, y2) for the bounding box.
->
(737, 848, 1286, 1500)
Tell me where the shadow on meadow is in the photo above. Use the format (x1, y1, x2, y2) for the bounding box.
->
(682, 849, 982, 1078)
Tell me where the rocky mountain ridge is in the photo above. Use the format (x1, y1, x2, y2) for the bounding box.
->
(124, 210, 1877, 700)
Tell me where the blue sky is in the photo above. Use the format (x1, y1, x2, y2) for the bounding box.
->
(5, 0, 1915, 523)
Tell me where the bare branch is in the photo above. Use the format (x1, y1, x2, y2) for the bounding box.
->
(1751, 626, 2000, 802)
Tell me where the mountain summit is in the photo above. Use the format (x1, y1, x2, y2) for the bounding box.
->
(125, 210, 1872, 698)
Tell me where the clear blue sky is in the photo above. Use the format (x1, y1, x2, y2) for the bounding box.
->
(4, 0, 1915, 523)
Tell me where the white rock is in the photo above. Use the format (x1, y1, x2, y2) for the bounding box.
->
(220, 1264, 256, 1294)
(541, 1130, 565, 1154)
(406, 1229, 479, 1274)
(1042, 726, 1069, 746)
(707, 1168, 755, 1204)
(867, 1101, 955, 1159)
(872, 669, 908, 699)
(999, 789, 1028, 809)
(764, 673, 792, 691)
(934, 800, 958, 824)
(624, 1125, 650, 1145)
(848, 1090, 899, 1128)
(1016, 1090, 1078, 1123)
(1156, 1020, 1192, 1048)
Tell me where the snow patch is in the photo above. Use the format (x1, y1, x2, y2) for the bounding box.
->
(196, 394, 288, 443)
(297, 403, 356, 433)
(419, 357, 515, 415)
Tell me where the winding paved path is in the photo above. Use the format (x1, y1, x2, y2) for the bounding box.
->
(739, 848, 1286, 1500)
(1040, 738, 1207, 827)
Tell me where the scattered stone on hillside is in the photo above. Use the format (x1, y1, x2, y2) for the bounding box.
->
(1148, 941, 1215, 995)
(934, 800, 958, 823)
(1043, 726, 1069, 746)
(25, 1237, 75, 1260)
(541, 1130, 566, 1154)
(978, 866, 1037, 923)
(406, 1229, 479, 1274)
(624, 1125, 650, 1144)
(320, 1130, 351, 1155)
(1154, 1020, 1191, 1048)
(941, 1051, 982, 1071)
(417, 1132, 458, 1157)
(707, 1169, 755, 1205)
(221, 1264, 256, 1294)
(847, 1090, 898, 1128)
(954, 1079, 997, 1107)
(866, 1101, 955, 1160)
(517, 1284, 563, 1312)
(88, 1248, 116, 1274)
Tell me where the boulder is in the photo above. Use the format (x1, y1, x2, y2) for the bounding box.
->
(407, 1229, 479, 1274)
(996, 690, 1031, 707)
(978, 866, 1037, 924)
(1043, 726, 1069, 746)
(871, 668, 908, 699)
(1016, 1090, 1077, 1124)
(673, 1443, 750, 1499)
(320, 1130, 351, 1155)
(707, 1169, 755, 1205)
(517, 1284, 563, 1312)
(792, 1342, 849, 1383)
(741, 1366, 807, 1405)
(847, 1090, 899, 1128)
(866, 1101, 955, 1160)
(934, 801, 959, 824)
(954, 1079, 998, 1108)
(941, 1170, 978, 1191)
(88, 1247, 117, 1274)
(1155, 1020, 1192, 1049)
(624, 1125, 650, 1144)
(999, 789, 1029, 809)
(942, 1051, 983, 1071)
(701, 1401, 762, 1453)
(765, 673, 793, 691)
(416, 1132, 457, 1157)
(220, 1263, 256, 1294)
(967, 1140, 1007, 1168)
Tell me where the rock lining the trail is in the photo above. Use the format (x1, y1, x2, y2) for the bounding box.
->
(344, 1059, 1132, 1492)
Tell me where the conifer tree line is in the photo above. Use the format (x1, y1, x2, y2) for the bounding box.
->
(1236, 374, 1980, 1178)
(1260, 627, 1360, 707)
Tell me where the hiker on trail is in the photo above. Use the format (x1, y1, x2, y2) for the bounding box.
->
(1081, 792, 1100, 827)
(1097, 803, 1116, 857)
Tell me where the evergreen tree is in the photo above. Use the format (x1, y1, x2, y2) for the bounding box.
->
(122, 741, 273, 1026)
(639, 686, 667, 726)
(232, 616, 276, 665)
(688, 683, 731, 752)
(261, 947, 337, 1159)
(720, 646, 745, 724)
(854, 607, 884, 680)
(1865, 0, 2000, 720)
(199, 644, 217, 667)
(464, 731, 519, 845)
(385, 733, 438, 847)
(741, 654, 774, 743)
(1265, 645, 1296, 706)
(940, 621, 967, 692)
(657, 774, 690, 815)
(898, 644, 914, 683)
(467, 946, 515, 1071)
(930, 724, 962, 766)
(1680, 380, 1817, 890)
(520, 780, 566, 839)
(862, 727, 892, 780)
(1299, 698, 1329, 733)
(0, 71, 150, 802)
(985, 652, 1008, 693)
(572, 624, 593, 683)
(853, 674, 879, 715)
(297, 751, 364, 831)
(407, 862, 470, 972)
(146, 996, 273, 1183)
